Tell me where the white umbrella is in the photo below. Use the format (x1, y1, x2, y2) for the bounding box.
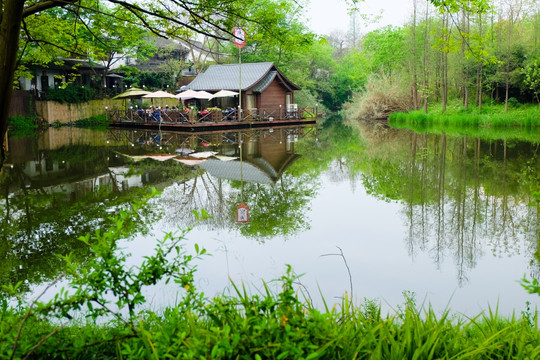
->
(173, 157, 208, 166)
(142, 90, 177, 99)
(176, 89, 214, 100)
(210, 89, 238, 99)
(176, 89, 200, 99)
(146, 154, 178, 161)
(189, 151, 217, 158)
(195, 91, 214, 100)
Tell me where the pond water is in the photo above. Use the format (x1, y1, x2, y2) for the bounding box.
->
(1, 119, 539, 316)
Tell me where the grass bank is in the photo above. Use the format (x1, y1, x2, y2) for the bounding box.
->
(390, 103, 540, 129)
(3, 280, 539, 359)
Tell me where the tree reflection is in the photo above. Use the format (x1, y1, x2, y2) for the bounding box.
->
(349, 120, 540, 284)
(0, 145, 166, 294)
(228, 175, 316, 240)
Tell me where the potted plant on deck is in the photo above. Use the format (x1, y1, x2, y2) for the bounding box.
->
(206, 107, 222, 122)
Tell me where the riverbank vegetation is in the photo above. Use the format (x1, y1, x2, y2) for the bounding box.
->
(341, 0, 540, 123)
(2, 197, 539, 359)
(389, 102, 540, 129)
(7, 115, 39, 136)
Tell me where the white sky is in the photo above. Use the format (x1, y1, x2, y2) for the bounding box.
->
(306, 0, 413, 36)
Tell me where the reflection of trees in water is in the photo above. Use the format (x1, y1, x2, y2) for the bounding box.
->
(160, 171, 318, 241)
(227, 174, 317, 240)
(0, 161, 157, 294)
(353, 122, 540, 284)
(160, 170, 231, 231)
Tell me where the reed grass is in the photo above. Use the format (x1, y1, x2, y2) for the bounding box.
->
(7, 274, 539, 359)
(390, 104, 540, 131)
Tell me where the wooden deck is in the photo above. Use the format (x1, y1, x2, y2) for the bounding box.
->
(109, 118, 317, 132)
(107, 106, 318, 132)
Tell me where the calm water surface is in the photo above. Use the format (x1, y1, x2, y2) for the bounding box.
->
(1, 120, 539, 316)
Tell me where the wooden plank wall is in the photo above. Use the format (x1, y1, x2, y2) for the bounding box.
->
(259, 81, 286, 109)
(9, 90, 34, 117)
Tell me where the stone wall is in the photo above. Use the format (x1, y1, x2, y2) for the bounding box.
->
(35, 99, 124, 124)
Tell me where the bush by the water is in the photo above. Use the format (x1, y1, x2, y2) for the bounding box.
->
(8, 114, 38, 130)
(2, 194, 540, 359)
(45, 84, 96, 104)
(73, 114, 110, 128)
(8, 114, 41, 137)
(343, 73, 412, 120)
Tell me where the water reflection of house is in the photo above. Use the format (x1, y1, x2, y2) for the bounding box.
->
(198, 129, 301, 184)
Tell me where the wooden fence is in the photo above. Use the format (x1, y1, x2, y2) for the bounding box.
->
(108, 106, 318, 124)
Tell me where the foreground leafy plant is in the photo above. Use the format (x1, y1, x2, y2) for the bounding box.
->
(1, 190, 208, 359)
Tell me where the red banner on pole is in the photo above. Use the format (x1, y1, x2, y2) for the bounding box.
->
(233, 27, 246, 49)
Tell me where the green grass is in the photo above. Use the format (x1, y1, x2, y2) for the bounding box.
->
(3, 278, 540, 359)
(389, 103, 540, 141)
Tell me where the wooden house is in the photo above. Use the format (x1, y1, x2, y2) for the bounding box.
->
(186, 62, 300, 117)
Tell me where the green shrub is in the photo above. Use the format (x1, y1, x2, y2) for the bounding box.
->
(45, 84, 96, 104)
(8, 114, 38, 130)
(507, 97, 520, 108)
(8, 114, 40, 137)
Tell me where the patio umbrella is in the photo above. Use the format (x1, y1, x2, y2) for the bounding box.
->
(176, 89, 214, 100)
(173, 157, 208, 166)
(176, 89, 200, 99)
(142, 90, 177, 99)
(210, 89, 238, 99)
(145, 154, 179, 161)
(112, 87, 150, 99)
(194, 91, 214, 100)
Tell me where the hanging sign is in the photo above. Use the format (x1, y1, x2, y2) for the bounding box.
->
(233, 27, 246, 49)
(236, 203, 249, 223)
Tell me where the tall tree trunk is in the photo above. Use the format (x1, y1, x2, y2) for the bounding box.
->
(423, 0, 430, 114)
(462, 6, 470, 110)
(441, 11, 448, 112)
(411, 0, 419, 110)
(476, 62, 483, 110)
(504, 61, 510, 112)
(0, 1, 25, 167)
(476, 13, 484, 110)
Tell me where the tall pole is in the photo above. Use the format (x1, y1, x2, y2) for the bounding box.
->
(233, 27, 246, 122)
(239, 46, 242, 121)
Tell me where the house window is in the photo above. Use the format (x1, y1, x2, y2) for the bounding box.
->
(41, 75, 49, 90)
(247, 94, 255, 109)
(286, 93, 291, 106)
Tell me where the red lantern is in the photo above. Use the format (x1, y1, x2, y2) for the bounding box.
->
(236, 203, 249, 223)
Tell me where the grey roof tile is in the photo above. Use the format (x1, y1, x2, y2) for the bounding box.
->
(187, 62, 275, 91)
(252, 71, 277, 93)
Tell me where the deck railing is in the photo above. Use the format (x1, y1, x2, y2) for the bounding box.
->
(107, 106, 318, 124)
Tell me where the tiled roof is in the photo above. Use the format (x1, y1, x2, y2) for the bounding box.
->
(252, 71, 277, 93)
(198, 158, 276, 184)
(187, 62, 300, 91)
(187, 62, 273, 91)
